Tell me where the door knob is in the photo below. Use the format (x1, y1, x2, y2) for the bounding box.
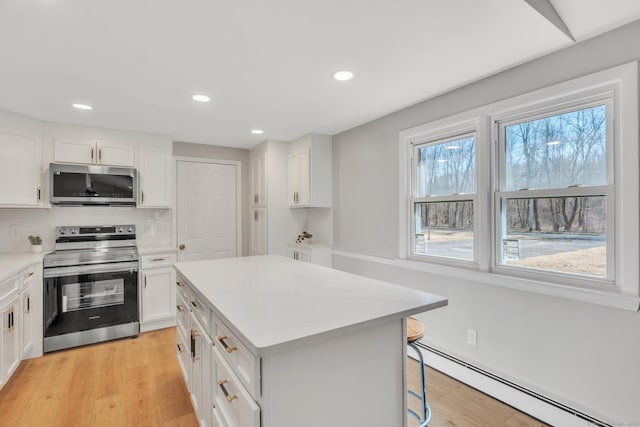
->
(179, 244, 186, 250)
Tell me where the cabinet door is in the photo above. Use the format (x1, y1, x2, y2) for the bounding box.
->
(0, 131, 41, 206)
(176, 327, 191, 389)
(141, 268, 176, 322)
(297, 248, 311, 263)
(1, 297, 20, 382)
(287, 153, 298, 206)
(250, 154, 266, 207)
(97, 142, 135, 166)
(297, 148, 310, 206)
(201, 332, 213, 427)
(250, 208, 267, 256)
(211, 347, 260, 427)
(21, 286, 33, 356)
(139, 147, 171, 207)
(190, 318, 204, 422)
(54, 139, 97, 164)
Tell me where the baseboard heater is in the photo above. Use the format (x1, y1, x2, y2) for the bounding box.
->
(416, 342, 611, 427)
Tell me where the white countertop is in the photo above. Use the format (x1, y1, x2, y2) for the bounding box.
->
(0, 252, 46, 281)
(174, 255, 448, 356)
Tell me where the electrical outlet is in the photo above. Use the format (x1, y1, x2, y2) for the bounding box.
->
(9, 225, 20, 240)
(467, 329, 477, 347)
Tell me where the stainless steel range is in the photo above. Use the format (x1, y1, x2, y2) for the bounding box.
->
(43, 225, 139, 352)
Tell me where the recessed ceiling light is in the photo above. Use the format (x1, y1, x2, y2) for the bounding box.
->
(251, 129, 264, 135)
(546, 140, 561, 145)
(192, 94, 210, 102)
(333, 70, 354, 81)
(72, 103, 93, 110)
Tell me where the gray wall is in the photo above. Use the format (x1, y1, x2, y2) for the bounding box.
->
(173, 141, 250, 256)
(332, 21, 640, 422)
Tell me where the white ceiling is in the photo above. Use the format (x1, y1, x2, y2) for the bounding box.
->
(0, 1, 639, 149)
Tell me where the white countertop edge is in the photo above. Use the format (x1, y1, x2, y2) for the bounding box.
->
(0, 252, 47, 282)
(184, 273, 447, 357)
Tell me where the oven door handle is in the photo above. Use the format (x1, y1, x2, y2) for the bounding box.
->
(43, 261, 139, 278)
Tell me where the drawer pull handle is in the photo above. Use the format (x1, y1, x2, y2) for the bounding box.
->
(176, 304, 185, 313)
(151, 257, 166, 262)
(217, 379, 238, 402)
(216, 335, 238, 353)
(191, 301, 199, 310)
(177, 343, 185, 353)
(176, 281, 185, 288)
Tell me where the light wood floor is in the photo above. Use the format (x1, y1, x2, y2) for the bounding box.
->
(0, 328, 547, 427)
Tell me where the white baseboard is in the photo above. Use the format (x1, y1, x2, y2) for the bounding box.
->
(417, 345, 606, 427)
(140, 317, 176, 333)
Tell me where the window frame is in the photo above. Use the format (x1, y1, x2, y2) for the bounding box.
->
(397, 61, 639, 308)
(492, 95, 615, 288)
(407, 121, 480, 267)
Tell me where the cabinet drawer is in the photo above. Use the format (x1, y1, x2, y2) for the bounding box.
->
(140, 253, 176, 269)
(176, 276, 189, 303)
(189, 291, 211, 336)
(214, 320, 260, 399)
(176, 292, 190, 338)
(212, 347, 260, 427)
(21, 264, 37, 289)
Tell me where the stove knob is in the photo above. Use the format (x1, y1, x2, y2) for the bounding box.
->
(118, 227, 124, 233)
(59, 229, 66, 235)
(128, 227, 133, 233)
(71, 229, 78, 234)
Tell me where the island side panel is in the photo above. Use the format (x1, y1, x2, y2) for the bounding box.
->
(260, 318, 406, 427)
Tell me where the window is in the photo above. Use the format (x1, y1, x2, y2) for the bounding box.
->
(399, 62, 639, 307)
(495, 101, 612, 282)
(410, 131, 476, 262)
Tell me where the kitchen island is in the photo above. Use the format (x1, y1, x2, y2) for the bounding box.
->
(174, 255, 447, 427)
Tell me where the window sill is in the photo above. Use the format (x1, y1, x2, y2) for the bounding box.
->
(332, 249, 640, 312)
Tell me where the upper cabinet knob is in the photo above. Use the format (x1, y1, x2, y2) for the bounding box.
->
(179, 244, 186, 250)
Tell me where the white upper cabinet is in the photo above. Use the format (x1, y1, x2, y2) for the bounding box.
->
(250, 208, 267, 255)
(0, 131, 42, 206)
(250, 153, 267, 207)
(287, 134, 332, 208)
(54, 138, 135, 166)
(138, 146, 171, 208)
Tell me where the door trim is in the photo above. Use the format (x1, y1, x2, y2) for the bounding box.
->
(174, 156, 242, 259)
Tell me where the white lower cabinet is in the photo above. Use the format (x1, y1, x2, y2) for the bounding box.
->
(1, 295, 20, 386)
(0, 261, 42, 391)
(190, 312, 213, 427)
(20, 262, 42, 359)
(212, 347, 260, 427)
(178, 275, 260, 427)
(287, 243, 332, 268)
(140, 252, 177, 332)
(20, 285, 33, 356)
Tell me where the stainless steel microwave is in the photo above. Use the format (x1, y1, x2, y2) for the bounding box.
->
(49, 163, 137, 206)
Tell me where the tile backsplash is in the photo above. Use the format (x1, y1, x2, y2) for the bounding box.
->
(0, 207, 172, 252)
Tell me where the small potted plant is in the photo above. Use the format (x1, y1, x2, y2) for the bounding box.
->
(295, 230, 313, 244)
(28, 235, 42, 253)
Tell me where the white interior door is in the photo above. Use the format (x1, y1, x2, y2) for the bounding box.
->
(177, 160, 239, 262)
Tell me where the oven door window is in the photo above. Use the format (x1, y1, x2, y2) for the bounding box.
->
(62, 278, 125, 312)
